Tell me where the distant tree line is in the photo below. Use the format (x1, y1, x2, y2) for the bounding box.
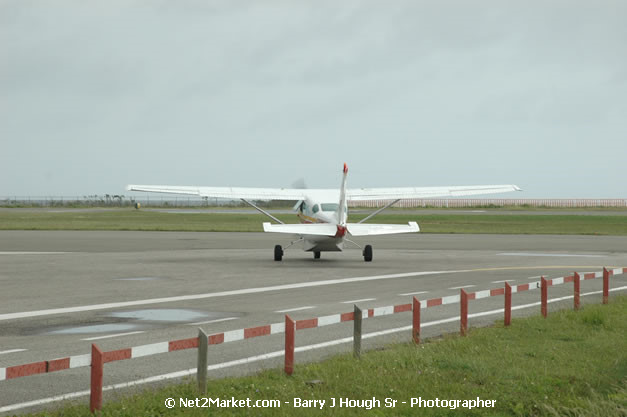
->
(0, 195, 295, 208)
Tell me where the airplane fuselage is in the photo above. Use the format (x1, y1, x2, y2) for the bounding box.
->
(295, 198, 347, 252)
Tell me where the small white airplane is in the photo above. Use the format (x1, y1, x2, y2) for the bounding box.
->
(127, 164, 520, 262)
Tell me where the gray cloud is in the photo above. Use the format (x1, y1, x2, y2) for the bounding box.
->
(1, 0, 626, 197)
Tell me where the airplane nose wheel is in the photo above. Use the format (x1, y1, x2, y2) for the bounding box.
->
(363, 244, 373, 262)
(274, 245, 283, 261)
(314, 251, 321, 259)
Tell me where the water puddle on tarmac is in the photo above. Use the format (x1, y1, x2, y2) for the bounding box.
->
(108, 309, 209, 322)
(50, 323, 139, 334)
(47, 309, 237, 335)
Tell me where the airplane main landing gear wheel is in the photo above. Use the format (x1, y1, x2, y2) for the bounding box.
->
(363, 244, 373, 262)
(314, 251, 321, 259)
(274, 245, 283, 261)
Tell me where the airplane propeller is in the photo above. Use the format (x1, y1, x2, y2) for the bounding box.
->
(291, 178, 308, 189)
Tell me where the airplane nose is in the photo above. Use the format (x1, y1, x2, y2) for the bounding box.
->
(319, 213, 334, 224)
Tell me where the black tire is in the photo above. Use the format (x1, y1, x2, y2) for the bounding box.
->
(314, 251, 321, 259)
(363, 244, 373, 262)
(274, 245, 283, 261)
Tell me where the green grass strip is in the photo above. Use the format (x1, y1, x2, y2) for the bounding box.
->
(1, 210, 627, 235)
(25, 296, 627, 416)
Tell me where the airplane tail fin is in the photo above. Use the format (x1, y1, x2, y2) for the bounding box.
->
(337, 163, 348, 225)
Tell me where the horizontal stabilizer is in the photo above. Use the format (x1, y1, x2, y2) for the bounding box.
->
(262, 222, 338, 236)
(347, 222, 420, 236)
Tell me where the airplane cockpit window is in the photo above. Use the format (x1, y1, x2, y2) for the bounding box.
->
(312, 204, 319, 213)
(321, 203, 340, 212)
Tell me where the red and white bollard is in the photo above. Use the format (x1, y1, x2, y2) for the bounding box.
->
(574, 272, 581, 310)
(284, 315, 295, 375)
(412, 297, 421, 344)
(90, 344, 103, 413)
(603, 267, 609, 304)
(504, 282, 512, 326)
(541, 277, 548, 318)
(460, 289, 468, 336)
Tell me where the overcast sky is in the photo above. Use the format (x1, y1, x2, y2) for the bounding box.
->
(1, 0, 626, 198)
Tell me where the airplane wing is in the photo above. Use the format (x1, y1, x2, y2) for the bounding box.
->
(347, 185, 521, 201)
(127, 184, 520, 201)
(262, 222, 338, 236)
(347, 222, 420, 236)
(127, 185, 309, 201)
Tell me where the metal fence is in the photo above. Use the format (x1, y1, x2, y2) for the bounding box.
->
(0, 196, 223, 207)
(1, 196, 626, 208)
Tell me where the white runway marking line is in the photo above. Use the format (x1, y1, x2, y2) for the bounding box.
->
(5, 285, 625, 414)
(274, 306, 316, 313)
(114, 277, 160, 281)
(187, 317, 238, 326)
(80, 331, 144, 341)
(398, 291, 428, 296)
(0, 269, 465, 321)
(498, 252, 606, 258)
(491, 280, 515, 284)
(527, 276, 541, 280)
(341, 298, 376, 304)
(0, 252, 71, 255)
(0, 349, 27, 355)
(448, 285, 475, 290)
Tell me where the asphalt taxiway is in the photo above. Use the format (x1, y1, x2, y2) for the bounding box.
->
(0, 231, 626, 414)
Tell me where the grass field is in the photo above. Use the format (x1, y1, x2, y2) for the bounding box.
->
(26, 296, 627, 417)
(1, 209, 627, 235)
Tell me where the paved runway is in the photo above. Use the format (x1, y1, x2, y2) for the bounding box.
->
(0, 231, 626, 414)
